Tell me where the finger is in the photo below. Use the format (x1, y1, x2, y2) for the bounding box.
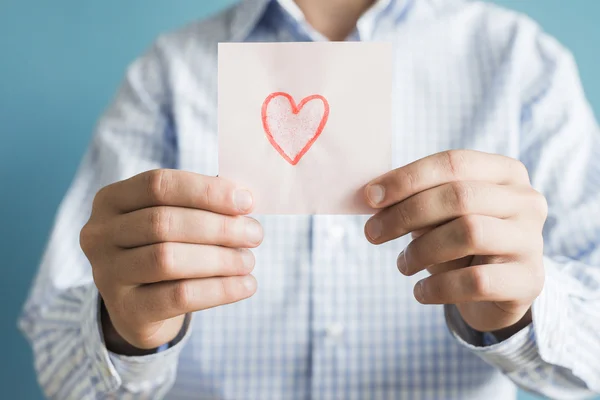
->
(113, 243, 255, 284)
(366, 182, 537, 244)
(413, 263, 540, 304)
(425, 256, 472, 275)
(365, 150, 531, 209)
(128, 275, 257, 323)
(112, 207, 263, 248)
(95, 169, 254, 215)
(397, 215, 537, 276)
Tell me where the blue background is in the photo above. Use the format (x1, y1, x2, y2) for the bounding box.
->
(0, 1, 598, 398)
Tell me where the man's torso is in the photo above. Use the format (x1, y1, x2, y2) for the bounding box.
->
(152, 1, 543, 398)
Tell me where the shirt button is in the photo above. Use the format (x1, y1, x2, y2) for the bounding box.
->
(329, 225, 345, 241)
(325, 323, 345, 340)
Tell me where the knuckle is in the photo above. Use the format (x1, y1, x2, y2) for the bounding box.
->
(514, 160, 531, 183)
(523, 238, 544, 257)
(152, 243, 175, 277)
(214, 278, 235, 304)
(219, 216, 233, 239)
(536, 235, 545, 253)
(532, 190, 549, 220)
(146, 169, 173, 204)
(79, 223, 95, 255)
(393, 204, 413, 227)
(527, 231, 545, 255)
(92, 185, 110, 211)
(468, 267, 491, 297)
(459, 215, 484, 250)
(532, 265, 546, 295)
(447, 181, 474, 214)
(393, 167, 418, 194)
(444, 150, 468, 178)
(171, 281, 192, 310)
(80, 221, 107, 258)
(403, 170, 419, 192)
(202, 180, 215, 209)
(149, 207, 173, 241)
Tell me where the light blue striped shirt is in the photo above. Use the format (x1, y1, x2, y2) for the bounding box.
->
(18, 0, 600, 398)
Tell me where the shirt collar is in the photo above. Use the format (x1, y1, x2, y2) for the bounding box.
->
(229, 0, 272, 41)
(229, 0, 414, 41)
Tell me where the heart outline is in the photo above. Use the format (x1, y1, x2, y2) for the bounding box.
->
(261, 92, 330, 166)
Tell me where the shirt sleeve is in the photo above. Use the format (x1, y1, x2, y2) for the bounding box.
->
(446, 17, 600, 399)
(17, 35, 188, 399)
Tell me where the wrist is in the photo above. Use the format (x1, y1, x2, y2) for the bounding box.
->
(490, 308, 532, 342)
(100, 298, 187, 356)
(100, 299, 154, 356)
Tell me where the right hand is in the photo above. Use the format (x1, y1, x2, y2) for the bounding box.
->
(80, 169, 263, 352)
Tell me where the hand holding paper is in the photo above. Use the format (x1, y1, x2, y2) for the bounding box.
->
(80, 170, 262, 352)
(363, 150, 547, 335)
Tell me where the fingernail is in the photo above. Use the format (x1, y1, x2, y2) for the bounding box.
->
(366, 218, 382, 241)
(233, 189, 253, 212)
(240, 249, 255, 270)
(245, 220, 263, 245)
(414, 281, 425, 303)
(366, 184, 385, 206)
(397, 250, 408, 274)
(242, 275, 256, 292)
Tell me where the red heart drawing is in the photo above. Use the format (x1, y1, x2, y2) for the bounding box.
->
(261, 92, 330, 166)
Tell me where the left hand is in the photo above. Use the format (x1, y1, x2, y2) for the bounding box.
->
(364, 150, 548, 336)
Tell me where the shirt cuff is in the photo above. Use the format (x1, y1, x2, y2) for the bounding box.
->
(80, 285, 192, 394)
(445, 262, 571, 374)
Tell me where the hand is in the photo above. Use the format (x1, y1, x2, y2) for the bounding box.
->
(364, 150, 547, 336)
(80, 170, 263, 352)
